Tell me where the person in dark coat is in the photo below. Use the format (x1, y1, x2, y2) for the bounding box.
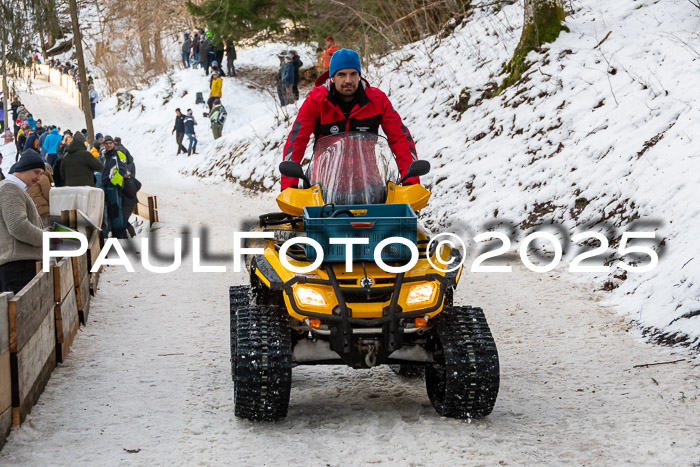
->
(10, 98, 20, 140)
(207, 44, 217, 76)
(114, 137, 132, 161)
(192, 32, 201, 69)
(120, 150, 139, 238)
(226, 41, 236, 76)
(0, 153, 5, 181)
(16, 125, 28, 160)
(210, 60, 225, 78)
(181, 33, 192, 68)
(289, 50, 303, 101)
(101, 136, 129, 238)
(38, 127, 50, 159)
(109, 136, 138, 237)
(215, 44, 224, 69)
(35, 119, 46, 137)
(60, 132, 104, 187)
(280, 55, 295, 106)
(23, 128, 38, 152)
(57, 132, 73, 159)
(172, 108, 188, 155)
(199, 38, 210, 74)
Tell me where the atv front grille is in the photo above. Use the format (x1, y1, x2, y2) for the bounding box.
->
(342, 289, 393, 303)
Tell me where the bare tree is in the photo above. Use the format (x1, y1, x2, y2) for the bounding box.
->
(83, 0, 190, 93)
(68, 0, 94, 141)
(1, 42, 8, 134)
(499, 0, 567, 92)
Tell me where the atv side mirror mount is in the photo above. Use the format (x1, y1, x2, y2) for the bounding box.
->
(399, 160, 430, 185)
(279, 161, 311, 188)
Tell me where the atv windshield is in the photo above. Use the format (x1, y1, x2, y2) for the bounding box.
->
(308, 132, 401, 205)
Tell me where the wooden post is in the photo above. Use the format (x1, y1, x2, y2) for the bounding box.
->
(60, 209, 78, 230)
(0, 293, 13, 449)
(148, 197, 156, 227)
(8, 272, 57, 426)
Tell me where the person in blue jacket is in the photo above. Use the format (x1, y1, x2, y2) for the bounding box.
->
(38, 126, 52, 159)
(42, 127, 63, 167)
(26, 114, 37, 130)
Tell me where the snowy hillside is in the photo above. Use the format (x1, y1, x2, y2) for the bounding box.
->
(370, 0, 700, 347)
(61, 0, 700, 347)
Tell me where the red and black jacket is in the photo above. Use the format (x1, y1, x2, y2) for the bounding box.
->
(281, 73, 418, 190)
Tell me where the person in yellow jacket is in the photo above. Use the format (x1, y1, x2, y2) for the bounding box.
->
(90, 141, 101, 158)
(208, 71, 222, 110)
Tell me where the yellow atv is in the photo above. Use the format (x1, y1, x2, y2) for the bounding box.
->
(230, 132, 499, 421)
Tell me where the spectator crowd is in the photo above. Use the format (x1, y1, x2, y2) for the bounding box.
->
(1, 97, 141, 246)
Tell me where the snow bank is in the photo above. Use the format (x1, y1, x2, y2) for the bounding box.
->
(88, 0, 699, 346)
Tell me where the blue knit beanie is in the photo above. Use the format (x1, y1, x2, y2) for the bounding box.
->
(329, 49, 362, 77)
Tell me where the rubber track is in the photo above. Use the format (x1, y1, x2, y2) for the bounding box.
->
(233, 305, 292, 421)
(390, 364, 425, 379)
(426, 306, 500, 419)
(229, 286, 251, 378)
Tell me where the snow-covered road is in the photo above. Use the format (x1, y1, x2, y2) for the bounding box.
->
(1, 78, 699, 466)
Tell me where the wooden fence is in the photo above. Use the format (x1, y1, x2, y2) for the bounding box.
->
(0, 210, 103, 450)
(37, 64, 82, 109)
(0, 294, 12, 449)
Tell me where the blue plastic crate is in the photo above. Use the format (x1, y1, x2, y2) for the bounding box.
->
(303, 204, 418, 262)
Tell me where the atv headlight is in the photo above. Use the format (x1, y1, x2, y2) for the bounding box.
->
(406, 282, 438, 305)
(294, 286, 327, 307)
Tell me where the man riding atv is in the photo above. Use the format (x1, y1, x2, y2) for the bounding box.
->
(281, 48, 419, 189)
(227, 49, 499, 423)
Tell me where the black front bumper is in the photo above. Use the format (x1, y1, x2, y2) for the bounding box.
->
(283, 264, 454, 356)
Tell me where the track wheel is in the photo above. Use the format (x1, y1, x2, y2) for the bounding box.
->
(425, 306, 499, 419)
(233, 305, 292, 421)
(230, 286, 251, 378)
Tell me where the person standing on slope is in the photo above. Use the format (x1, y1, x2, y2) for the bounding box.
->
(226, 41, 237, 76)
(88, 84, 99, 119)
(209, 99, 226, 140)
(172, 108, 188, 155)
(182, 32, 192, 68)
(320, 36, 338, 76)
(184, 109, 198, 155)
(280, 48, 419, 190)
(289, 50, 303, 101)
(280, 55, 295, 106)
(208, 71, 223, 110)
(199, 36, 210, 74)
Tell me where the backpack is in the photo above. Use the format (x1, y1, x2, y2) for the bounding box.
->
(216, 106, 227, 125)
